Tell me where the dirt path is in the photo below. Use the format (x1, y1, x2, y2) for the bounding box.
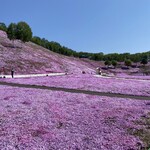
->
(0, 81, 150, 100)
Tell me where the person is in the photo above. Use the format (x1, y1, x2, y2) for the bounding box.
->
(0, 68, 1, 78)
(99, 69, 102, 75)
(11, 68, 14, 78)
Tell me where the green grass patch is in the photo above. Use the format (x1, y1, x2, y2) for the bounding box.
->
(127, 112, 150, 150)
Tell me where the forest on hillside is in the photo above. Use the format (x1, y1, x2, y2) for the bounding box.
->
(0, 22, 150, 65)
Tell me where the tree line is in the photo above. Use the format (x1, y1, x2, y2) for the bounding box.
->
(31, 36, 79, 57)
(0, 21, 149, 64)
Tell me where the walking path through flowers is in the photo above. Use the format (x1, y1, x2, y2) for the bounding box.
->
(0, 81, 150, 100)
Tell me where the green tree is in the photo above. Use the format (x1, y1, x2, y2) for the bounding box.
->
(91, 52, 104, 61)
(31, 36, 42, 45)
(7, 23, 17, 40)
(16, 21, 32, 42)
(49, 41, 62, 52)
(104, 60, 111, 66)
(124, 59, 132, 67)
(141, 58, 148, 65)
(111, 60, 117, 68)
(130, 53, 140, 64)
(0, 22, 7, 32)
(91, 54, 99, 61)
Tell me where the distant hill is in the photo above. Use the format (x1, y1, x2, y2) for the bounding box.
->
(0, 30, 101, 75)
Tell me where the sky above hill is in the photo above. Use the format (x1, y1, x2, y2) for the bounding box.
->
(0, 0, 150, 54)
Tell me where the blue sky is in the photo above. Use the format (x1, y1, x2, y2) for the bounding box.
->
(0, 0, 150, 54)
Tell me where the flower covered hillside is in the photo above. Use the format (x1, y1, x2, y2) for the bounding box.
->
(0, 30, 100, 75)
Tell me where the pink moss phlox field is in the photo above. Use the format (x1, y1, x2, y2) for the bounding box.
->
(4, 74, 150, 96)
(0, 85, 150, 149)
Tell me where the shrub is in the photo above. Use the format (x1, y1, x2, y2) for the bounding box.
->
(111, 60, 117, 68)
(124, 59, 132, 67)
(104, 60, 111, 66)
(141, 58, 148, 65)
